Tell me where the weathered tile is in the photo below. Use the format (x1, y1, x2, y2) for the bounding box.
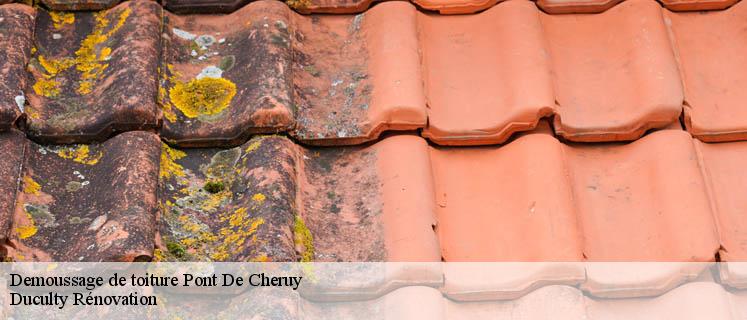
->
(566, 130, 718, 261)
(420, 0, 554, 145)
(666, 2, 747, 142)
(25, 0, 160, 143)
(542, 0, 683, 142)
(536, 0, 623, 13)
(157, 135, 439, 262)
(162, 0, 252, 13)
(412, 0, 501, 13)
(0, 4, 35, 131)
(0, 130, 25, 246)
(694, 140, 747, 261)
(160, 0, 294, 147)
(40, 0, 124, 10)
(290, 1, 426, 145)
(431, 132, 583, 261)
(286, 0, 374, 13)
(660, 0, 739, 11)
(8, 131, 161, 261)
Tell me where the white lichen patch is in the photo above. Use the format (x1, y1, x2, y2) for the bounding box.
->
(173, 28, 196, 41)
(14, 94, 25, 112)
(196, 66, 223, 80)
(195, 35, 216, 47)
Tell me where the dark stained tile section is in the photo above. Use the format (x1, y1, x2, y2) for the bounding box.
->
(290, 1, 426, 145)
(160, 1, 294, 147)
(0, 130, 25, 246)
(286, 0, 374, 13)
(40, 0, 124, 10)
(8, 131, 161, 262)
(0, 4, 35, 131)
(157, 136, 299, 262)
(162, 0, 252, 13)
(24, 0, 160, 143)
(157, 135, 439, 262)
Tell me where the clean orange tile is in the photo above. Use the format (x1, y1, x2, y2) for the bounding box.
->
(536, 0, 623, 13)
(566, 130, 718, 261)
(666, 2, 747, 142)
(660, 0, 739, 11)
(413, 0, 501, 13)
(542, 0, 683, 142)
(431, 133, 583, 261)
(420, 0, 554, 145)
(694, 140, 747, 261)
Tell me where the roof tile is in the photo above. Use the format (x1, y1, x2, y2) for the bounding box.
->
(0, 130, 25, 245)
(536, 0, 623, 13)
(162, 0, 252, 13)
(412, 0, 501, 13)
(666, 2, 747, 142)
(660, 0, 739, 11)
(0, 4, 35, 131)
(25, 0, 161, 143)
(40, 0, 124, 11)
(542, 0, 683, 142)
(420, 0, 554, 145)
(8, 131, 161, 261)
(158, 134, 439, 261)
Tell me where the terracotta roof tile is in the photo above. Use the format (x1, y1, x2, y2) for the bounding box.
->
(40, 0, 124, 10)
(0, 4, 35, 131)
(666, 2, 747, 142)
(694, 140, 747, 261)
(158, 134, 439, 261)
(542, 0, 683, 142)
(660, 0, 739, 11)
(536, 0, 623, 13)
(285, 0, 374, 14)
(25, 0, 161, 143)
(162, 0, 252, 13)
(420, 0, 554, 145)
(0, 130, 25, 245)
(8, 131, 161, 261)
(412, 0, 502, 13)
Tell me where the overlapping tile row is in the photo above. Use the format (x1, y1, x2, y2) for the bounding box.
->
(0, 4, 34, 131)
(24, 0, 161, 143)
(157, 134, 439, 261)
(166, 0, 502, 14)
(2, 0, 747, 145)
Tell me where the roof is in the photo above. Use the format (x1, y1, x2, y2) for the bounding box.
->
(0, 0, 747, 265)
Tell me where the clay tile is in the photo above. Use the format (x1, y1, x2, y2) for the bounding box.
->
(0, 4, 35, 131)
(566, 130, 719, 261)
(542, 0, 684, 142)
(287, 0, 375, 14)
(40, 0, 124, 11)
(0, 130, 26, 246)
(24, 0, 161, 143)
(290, 1, 426, 145)
(445, 285, 587, 319)
(536, 0, 623, 13)
(420, 0, 554, 146)
(9, 131, 161, 262)
(660, 0, 739, 11)
(694, 139, 747, 261)
(666, 2, 747, 142)
(158, 134, 439, 262)
(162, 0, 252, 13)
(431, 133, 583, 261)
(160, 0, 294, 147)
(412, 0, 502, 14)
(303, 286, 444, 319)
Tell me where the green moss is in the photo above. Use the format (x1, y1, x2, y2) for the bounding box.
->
(166, 240, 186, 259)
(293, 215, 314, 262)
(203, 180, 225, 194)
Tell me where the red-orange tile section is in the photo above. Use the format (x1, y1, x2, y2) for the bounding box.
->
(431, 133, 583, 261)
(660, 0, 739, 11)
(542, 0, 684, 142)
(566, 130, 718, 261)
(413, 0, 502, 13)
(666, 2, 747, 142)
(420, 0, 554, 145)
(695, 140, 747, 261)
(536, 0, 623, 13)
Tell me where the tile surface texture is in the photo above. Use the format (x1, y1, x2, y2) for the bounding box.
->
(0, 4, 35, 131)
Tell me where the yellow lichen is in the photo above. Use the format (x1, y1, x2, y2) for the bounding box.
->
(210, 208, 264, 261)
(56, 145, 103, 165)
(286, 0, 312, 10)
(32, 78, 61, 98)
(169, 77, 237, 118)
(294, 215, 314, 262)
(153, 248, 165, 262)
(252, 193, 266, 204)
(244, 138, 263, 153)
(16, 208, 38, 240)
(22, 175, 41, 195)
(38, 55, 74, 76)
(49, 11, 75, 29)
(160, 143, 186, 179)
(200, 188, 230, 212)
